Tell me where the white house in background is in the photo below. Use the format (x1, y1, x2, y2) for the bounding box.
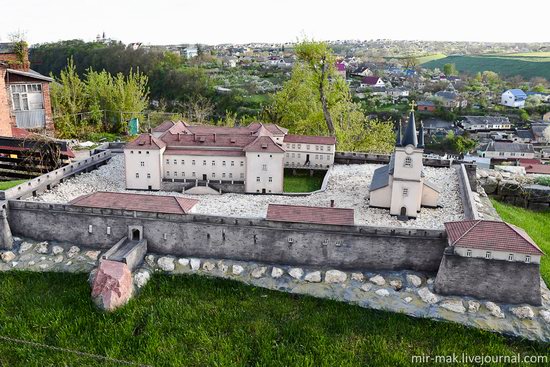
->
(477, 141, 535, 159)
(369, 110, 440, 219)
(125, 121, 336, 194)
(360, 76, 385, 88)
(460, 116, 512, 131)
(501, 89, 527, 108)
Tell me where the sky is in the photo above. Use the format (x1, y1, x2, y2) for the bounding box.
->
(1, 0, 549, 45)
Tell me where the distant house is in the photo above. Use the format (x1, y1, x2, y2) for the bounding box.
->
(434, 90, 467, 109)
(520, 163, 550, 175)
(460, 116, 512, 132)
(358, 68, 373, 77)
(387, 87, 409, 98)
(417, 101, 436, 112)
(477, 141, 535, 159)
(423, 118, 454, 135)
(360, 76, 385, 88)
(335, 62, 346, 79)
(501, 89, 527, 108)
(0, 43, 54, 137)
(516, 123, 550, 144)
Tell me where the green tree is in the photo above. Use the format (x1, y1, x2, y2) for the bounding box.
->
(443, 63, 457, 76)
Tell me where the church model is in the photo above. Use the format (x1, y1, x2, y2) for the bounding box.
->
(369, 106, 440, 219)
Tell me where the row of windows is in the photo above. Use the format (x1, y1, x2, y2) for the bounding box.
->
(497, 152, 527, 157)
(135, 173, 151, 178)
(285, 153, 331, 160)
(166, 159, 244, 167)
(256, 177, 273, 182)
(285, 162, 330, 168)
(465, 249, 531, 263)
(130, 151, 150, 155)
(285, 143, 331, 152)
(166, 171, 245, 179)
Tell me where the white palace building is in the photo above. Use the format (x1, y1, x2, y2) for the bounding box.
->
(124, 121, 336, 194)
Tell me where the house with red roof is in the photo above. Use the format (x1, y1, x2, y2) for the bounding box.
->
(124, 121, 336, 194)
(360, 76, 385, 88)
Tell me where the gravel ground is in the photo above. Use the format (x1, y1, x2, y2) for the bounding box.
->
(27, 154, 464, 229)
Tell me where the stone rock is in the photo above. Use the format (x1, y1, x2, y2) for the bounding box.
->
(19, 242, 33, 253)
(440, 299, 466, 314)
(39, 263, 49, 270)
(35, 242, 49, 254)
(271, 267, 284, 278)
(482, 176, 498, 195)
(289, 268, 304, 279)
(232, 264, 244, 275)
(511, 306, 534, 319)
(427, 278, 434, 285)
(85, 250, 101, 261)
(217, 261, 228, 273)
(375, 289, 390, 297)
(134, 270, 151, 289)
(369, 275, 385, 286)
(92, 260, 133, 311)
(53, 255, 64, 263)
(404, 297, 413, 303)
(65, 261, 72, 266)
(1, 251, 16, 263)
(485, 302, 505, 319)
(11, 261, 18, 267)
(479, 170, 489, 178)
(28, 261, 35, 266)
(52, 246, 64, 255)
(406, 274, 422, 288)
(389, 279, 403, 291)
(499, 179, 521, 196)
(360, 284, 372, 292)
(418, 287, 439, 304)
(190, 258, 201, 271)
(178, 258, 190, 267)
(157, 257, 175, 272)
(468, 300, 480, 313)
(251, 266, 267, 278)
(351, 273, 365, 282)
(325, 270, 347, 284)
(145, 255, 156, 267)
(540, 310, 550, 324)
(67, 246, 80, 258)
(304, 271, 321, 283)
(202, 261, 216, 272)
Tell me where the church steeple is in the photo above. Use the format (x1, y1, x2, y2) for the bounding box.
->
(402, 101, 418, 147)
(418, 120, 425, 148)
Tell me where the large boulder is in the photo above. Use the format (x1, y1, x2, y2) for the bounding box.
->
(498, 179, 521, 197)
(481, 176, 498, 195)
(91, 260, 133, 311)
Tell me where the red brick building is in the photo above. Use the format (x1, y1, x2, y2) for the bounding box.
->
(0, 43, 54, 138)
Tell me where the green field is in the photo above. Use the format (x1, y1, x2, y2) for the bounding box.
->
(491, 199, 550, 284)
(416, 53, 447, 64)
(422, 54, 550, 80)
(0, 272, 548, 366)
(283, 169, 325, 192)
(0, 180, 26, 190)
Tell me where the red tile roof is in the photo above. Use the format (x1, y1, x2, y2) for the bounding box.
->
(125, 134, 166, 150)
(444, 220, 544, 256)
(70, 192, 199, 215)
(164, 148, 245, 157)
(152, 120, 175, 132)
(284, 134, 336, 145)
(266, 204, 354, 226)
(521, 164, 550, 175)
(243, 136, 285, 153)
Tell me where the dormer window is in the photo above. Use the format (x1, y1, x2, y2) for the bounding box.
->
(404, 157, 413, 168)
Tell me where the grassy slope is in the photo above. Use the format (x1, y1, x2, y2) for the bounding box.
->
(491, 199, 550, 285)
(0, 180, 26, 190)
(422, 55, 550, 80)
(0, 272, 548, 367)
(283, 170, 325, 192)
(416, 53, 447, 64)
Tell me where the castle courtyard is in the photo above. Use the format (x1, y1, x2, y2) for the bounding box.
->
(26, 154, 464, 229)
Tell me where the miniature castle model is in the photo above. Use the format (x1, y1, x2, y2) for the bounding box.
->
(124, 121, 336, 194)
(369, 106, 440, 218)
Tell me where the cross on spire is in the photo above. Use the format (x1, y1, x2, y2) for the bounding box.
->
(409, 100, 417, 112)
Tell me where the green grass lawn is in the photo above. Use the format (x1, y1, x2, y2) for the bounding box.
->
(0, 272, 548, 366)
(283, 170, 325, 192)
(491, 199, 550, 285)
(0, 180, 26, 190)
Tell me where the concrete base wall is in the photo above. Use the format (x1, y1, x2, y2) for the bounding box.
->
(434, 253, 541, 306)
(7, 201, 447, 272)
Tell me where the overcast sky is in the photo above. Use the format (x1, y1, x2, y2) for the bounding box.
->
(1, 0, 549, 45)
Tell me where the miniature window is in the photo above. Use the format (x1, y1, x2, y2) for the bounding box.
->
(212, 161, 215, 166)
(316, 145, 319, 151)
(240, 173, 244, 179)
(222, 161, 226, 166)
(192, 160, 196, 165)
(485, 251, 491, 259)
(240, 161, 244, 167)
(508, 254, 514, 261)
(135, 173, 139, 178)
(229, 173, 233, 178)
(166, 159, 169, 164)
(146, 151, 149, 154)
(466, 250, 472, 257)
(327, 146, 331, 152)
(297, 144, 301, 149)
(306, 145, 310, 150)
(174, 171, 177, 177)
(231, 161, 235, 166)
(182, 172, 185, 177)
(140, 161, 145, 167)
(222, 173, 226, 178)
(262, 164, 267, 171)
(138, 151, 141, 154)
(268, 177, 272, 182)
(212, 173, 216, 178)
(147, 173, 151, 179)
(402, 188, 408, 197)
(292, 144, 296, 149)
(181, 160, 185, 164)
(315, 154, 319, 159)
(525, 256, 531, 263)
(297, 153, 301, 158)
(192, 172, 196, 177)
(292, 153, 295, 158)
(173, 159, 177, 164)
(320, 155, 323, 160)
(130, 151, 134, 154)
(404, 157, 413, 168)
(203, 160, 206, 165)
(256, 177, 260, 182)
(320, 146, 324, 151)
(166, 171, 170, 177)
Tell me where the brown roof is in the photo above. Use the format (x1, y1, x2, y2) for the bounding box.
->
(522, 164, 550, 175)
(70, 192, 198, 215)
(152, 120, 175, 132)
(125, 134, 166, 150)
(284, 134, 336, 145)
(164, 148, 245, 157)
(445, 220, 544, 256)
(243, 136, 285, 153)
(266, 204, 354, 226)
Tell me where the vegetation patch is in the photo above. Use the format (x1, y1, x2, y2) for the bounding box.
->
(492, 199, 550, 284)
(283, 169, 325, 192)
(0, 180, 26, 190)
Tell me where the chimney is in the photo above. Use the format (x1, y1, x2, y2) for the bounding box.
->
(177, 133, 181, 141)
(193, 134, 196, 142)
(149, 134, 152, 145)
(213, 133, 216, 142)
(330, 200, 335, 208)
